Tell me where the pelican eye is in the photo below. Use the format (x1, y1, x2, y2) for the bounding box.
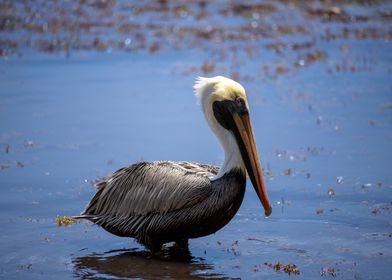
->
(234, 96, 245, 107)
(232, 96, 248, 115)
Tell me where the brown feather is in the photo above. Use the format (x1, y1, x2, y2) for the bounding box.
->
(78, 161, 245, 250)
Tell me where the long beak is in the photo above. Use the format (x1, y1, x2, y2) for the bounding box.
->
(232, 112, 272, 216)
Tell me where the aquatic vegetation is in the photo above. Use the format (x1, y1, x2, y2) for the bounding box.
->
(1, 0, 391, 79)
(55, 215, 77, 226)
(264, 261, 301, 276)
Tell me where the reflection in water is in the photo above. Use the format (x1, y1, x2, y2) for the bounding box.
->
(73, 247, 231, 280)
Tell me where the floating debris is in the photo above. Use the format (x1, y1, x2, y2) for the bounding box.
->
(275, 149, 306, 161)
(0, 163, 12, 170)
(55, 215, 76, 226)
(201, 62, 215, 74)
(148, 42, 160, 54)
(264, 261, 300, 276)
(41, 236, 51, 243)
(275, 65, 289, 74)
(362, 232, 392, 241)
(247, 237, 274, 243)
(276, 197, 291, 209)
(0, 0, 389, 81)
(273, 261, 282, 271)
(316, 116, 323, 125)
(327, 188, 336, 197)
(25, 217, 39, 223)
(283, 263, 301, 276)
(227, 3, 277, 17)
(295, 50, 327, 67)
(23, 140, 34, 148)
(370, 202, 392, 215)
(306, 6, 370, 23)
(253, 264, 261, 272)
(336, 176, 344, 184)
(320, 266, 338, 277)
(283, 168, 292, 176)
(84, 175, 109, 187)
(16, 263, 33, 271)
(0, 161, 26, 170)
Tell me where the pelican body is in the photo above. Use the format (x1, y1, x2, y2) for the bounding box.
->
(76, 76, 272, 251)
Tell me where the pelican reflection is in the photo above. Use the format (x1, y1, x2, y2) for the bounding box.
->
(73, 247, 231, 280)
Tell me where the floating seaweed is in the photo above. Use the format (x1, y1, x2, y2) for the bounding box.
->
(55, 215, 76, 226)
(0, 0, 389, 80)
(264, 261, 300, 276)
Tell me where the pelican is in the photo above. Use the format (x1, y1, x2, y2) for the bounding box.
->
(75, 76, 272, 251)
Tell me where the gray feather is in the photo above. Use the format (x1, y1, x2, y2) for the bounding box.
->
(78, 161, 245, 250)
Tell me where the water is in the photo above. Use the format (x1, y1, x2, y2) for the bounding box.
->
(1, 1, 392, 279)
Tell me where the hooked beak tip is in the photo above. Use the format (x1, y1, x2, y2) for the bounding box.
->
(264, 206, 272, 217)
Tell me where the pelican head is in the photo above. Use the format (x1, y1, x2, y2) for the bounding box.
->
(194, 76, 272, 216)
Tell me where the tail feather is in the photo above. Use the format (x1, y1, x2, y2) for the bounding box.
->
(72, 214, 96, 220)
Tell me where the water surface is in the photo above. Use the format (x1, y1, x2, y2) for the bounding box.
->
(1, 1, 391, 279)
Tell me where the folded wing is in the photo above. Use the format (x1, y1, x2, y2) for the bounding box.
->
(81, 161, 218, 219)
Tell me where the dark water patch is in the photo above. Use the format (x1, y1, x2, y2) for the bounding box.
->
(72, 248, 230, 280)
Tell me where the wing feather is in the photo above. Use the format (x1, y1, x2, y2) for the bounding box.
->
(82, 161, 218, 218)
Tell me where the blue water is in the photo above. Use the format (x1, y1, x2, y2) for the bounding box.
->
(1, 1, 392, 279)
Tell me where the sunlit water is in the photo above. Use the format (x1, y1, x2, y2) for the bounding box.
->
(1, 1, 392, 279)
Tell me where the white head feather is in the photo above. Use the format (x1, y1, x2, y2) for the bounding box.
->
(194, 76, 248, 179)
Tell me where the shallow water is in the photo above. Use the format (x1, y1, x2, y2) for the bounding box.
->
(1, 1, 392, 279)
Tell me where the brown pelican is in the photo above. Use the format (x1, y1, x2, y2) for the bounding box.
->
(75, 76, 272, 251)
